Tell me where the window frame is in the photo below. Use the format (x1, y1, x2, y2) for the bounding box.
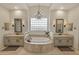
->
(29, 17, 49, 32)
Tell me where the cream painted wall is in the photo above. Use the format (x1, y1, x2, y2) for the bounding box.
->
(9, 9, 28, 34)
(50, 10, 68, 33)
(4, 6, 69, 43)
(26, 6, 51, 35)
(50, 10, 68, 40)
(9, 6, 68, 33)
(0, 6, 10, 49)
(0, 5, 78, 50)
(28, 6, 50, 32)
(68, 7, 79, 50)
(27, 6, 68, 37)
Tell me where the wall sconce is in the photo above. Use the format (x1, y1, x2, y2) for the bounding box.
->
(53, 25, 55, 27)
(64, 25, 66, 27)
(2, 26, 4, 29)
(12, 24, 15, 27)
(74, 27, 76, 30)
(23, 25, 25, 27)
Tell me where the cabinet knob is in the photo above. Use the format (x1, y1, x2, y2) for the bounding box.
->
(8, 39, 10, 42)
(16, 39, 19, 42)
(59, 40, 61, 42)
(67, 40, 69, 42)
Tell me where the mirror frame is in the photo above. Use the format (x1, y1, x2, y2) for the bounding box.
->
(14, 18, 22, 32)
(56, 19, 64, 33)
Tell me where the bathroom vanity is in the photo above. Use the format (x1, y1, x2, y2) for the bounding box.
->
(3, 18, 24, 46)
(4, 35, 24, 46)
(53, 33, 74, 47)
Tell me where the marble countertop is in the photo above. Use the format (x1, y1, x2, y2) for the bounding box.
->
(4, 34, 24, 37)
(53, 33, 73, 37)
(4, 32, 24, 36)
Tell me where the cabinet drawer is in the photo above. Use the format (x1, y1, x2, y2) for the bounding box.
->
(9, 39, 23, 45)
(4, 36, 24, 46)
(54, 39, 73, 46)
(54, 39, 63, 46)
(64, 39, 73, 46)
(15, 39, 24, 45)
(4, 39, 11, 45)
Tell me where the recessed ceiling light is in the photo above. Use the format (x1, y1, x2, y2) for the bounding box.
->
(60, 7, 64, 10)
(14, 6, 19, 9)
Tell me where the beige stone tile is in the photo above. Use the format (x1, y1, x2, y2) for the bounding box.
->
(0, 47, 78, 55)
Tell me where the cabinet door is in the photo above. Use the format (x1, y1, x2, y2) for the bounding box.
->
(54, 39, 63, 46)
(15, 39, 24, 45)
(8, 39, 16, 45)
(4, 36, 24, 46)
(65, 39, 73, 46)
(4, 37, 11, 46)
(54, 37, 73, 46)
(59, 38, 73, 46)
(4, 39, 9, 45)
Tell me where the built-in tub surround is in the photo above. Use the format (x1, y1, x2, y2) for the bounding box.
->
(24, 34, 53, 53)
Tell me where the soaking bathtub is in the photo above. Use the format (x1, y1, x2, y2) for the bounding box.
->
(24, 36, 53, 53)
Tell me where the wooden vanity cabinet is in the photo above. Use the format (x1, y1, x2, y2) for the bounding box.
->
(4, 35, 24, 46)
(54, 35, 73, 47)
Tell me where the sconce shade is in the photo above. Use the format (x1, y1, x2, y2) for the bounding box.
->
(12, 24, 14, 27)
(53, 25, 55, 27)
(64, 25, 66, 27)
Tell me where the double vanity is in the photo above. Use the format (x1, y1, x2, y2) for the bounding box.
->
(3, 32, 74, 53)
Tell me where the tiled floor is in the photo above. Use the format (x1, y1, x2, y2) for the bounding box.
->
(0, 36, 78, 55)
(0, 47, 79, 55)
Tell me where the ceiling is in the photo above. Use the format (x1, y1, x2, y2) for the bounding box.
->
(0, 3, 79, 10)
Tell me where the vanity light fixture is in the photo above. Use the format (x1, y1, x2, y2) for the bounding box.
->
(74, 27, 76, 30)
(64, 25, 65, 27)
(53, 25, 55, 27)
(23, 25, 25, 27)
(12, 24, 14, 27)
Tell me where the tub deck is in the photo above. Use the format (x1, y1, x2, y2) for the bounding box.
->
(24, 36, 53, 53)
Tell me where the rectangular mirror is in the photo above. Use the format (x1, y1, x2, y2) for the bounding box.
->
(56, 19, 64, 33)
(14, 18, 22, 32)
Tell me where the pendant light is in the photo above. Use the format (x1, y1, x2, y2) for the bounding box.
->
(35, 4, 43, 19)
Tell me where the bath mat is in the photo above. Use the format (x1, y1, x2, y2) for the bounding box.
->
(2, 46, 19, 51)
(57, 46, 74, 51)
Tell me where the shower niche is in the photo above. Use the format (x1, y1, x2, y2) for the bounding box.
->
(56, 19, 64, 33)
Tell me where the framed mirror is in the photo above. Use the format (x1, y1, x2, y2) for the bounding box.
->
(14, 18, 22, 32)
(56, 19, 64, 33)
